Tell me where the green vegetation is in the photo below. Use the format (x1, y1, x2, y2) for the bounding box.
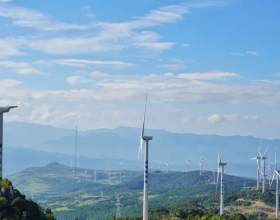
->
(0, 179, 56, 220)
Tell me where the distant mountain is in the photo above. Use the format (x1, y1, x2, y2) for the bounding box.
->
(3, 121, 279, 178)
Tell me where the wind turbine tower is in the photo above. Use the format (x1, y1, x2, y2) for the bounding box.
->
(120, 161, 123, 173)
(216, 147, 227, 215)
(269, 147, 280, 218)
(138, 91, 153, 220)
(187, 159, 190, 172)
(251, 144, 262, 190)
(259, 146, 268, 193)
(166, 162, 169, 174)
(199, 157, 203, 176)
(0, 106, 17, 179)
(94, 170, 97, 182)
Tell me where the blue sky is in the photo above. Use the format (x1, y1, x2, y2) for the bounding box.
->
(0, 0, 280, 139)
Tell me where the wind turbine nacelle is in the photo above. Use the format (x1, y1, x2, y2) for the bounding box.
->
(0, 106, 17, 113)
(143, 136, 153, 141)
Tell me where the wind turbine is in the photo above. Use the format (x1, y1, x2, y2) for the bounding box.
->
(120, 161, 124, 173)
(166, 162, 169, 174)
(269, 147, 280, 218)
(259, 146, 268, 193)
(138, 90, 153, 220)
(0, 106, 17, 179)
(216, 147, 227, 215)
(187, 159, 190, 172)
(251, 144, 262, 190)
(199, 157, 203, 176)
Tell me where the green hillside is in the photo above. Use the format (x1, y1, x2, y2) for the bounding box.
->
(8, 162, 141, 198)
(8, 165, 257, 220)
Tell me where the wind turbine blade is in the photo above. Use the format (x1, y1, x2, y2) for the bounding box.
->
(138, 138, 143, 162)
(220, 146, 225, 161)
(275, 147, 278, 171)
(270, 171, 276, 190)
(251, 157, 257, 160)
(263, 146, 269, 156)
(141, 89, 148, 137)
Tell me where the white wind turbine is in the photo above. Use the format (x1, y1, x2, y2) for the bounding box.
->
(187, 159, 190, 172)
(251, 144, 262, 190)
(138, 91, 153, 220)
(259, 146, 269, 193)
(166, 162, 169, 174)
(199, 157, 203, 176)
(216, 147, 227, 215)
(269, 147, 280, 218)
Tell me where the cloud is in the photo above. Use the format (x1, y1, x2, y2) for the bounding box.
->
(208, 114, 221, 123)
(89, 71, 108, 77)
(164, 72, 175, 76)
(246, 51, 259, 56)
(0, 61, 46, 75)
(177, 72, 240, 81)
(38, 59, 135, 69)
(66, 76, 92, 84)
(230, 52, 244, 56)
(0, 38, 25, 58)
(15, 68, 46, 75)
(1, 0, 13, 2)
(0, 4, 89, 31)
(182, 44, 190, 47)
(159, 64, 186, 70)
(133, 42, 175, 50)
(208, 113, 261, 124)
(0, 2, 227, 57)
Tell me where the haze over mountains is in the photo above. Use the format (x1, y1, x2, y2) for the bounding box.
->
(3, 121, 280, 178)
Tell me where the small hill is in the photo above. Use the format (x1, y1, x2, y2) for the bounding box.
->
(0, 179, 56, 220)
(8, 163, 142, 198)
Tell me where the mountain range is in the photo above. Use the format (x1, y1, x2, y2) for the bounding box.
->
(3, 121, 280, 177)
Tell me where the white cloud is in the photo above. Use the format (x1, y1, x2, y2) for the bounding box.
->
(0, 4, 89, 31)
(246, 51, 259, 56)
(15, 68, 46, 75)
(164, 72, 174, 76)
(208, 114, 221, 123)
(89, 71, 108, 77)
(177, 72, 240, 81)
(0, 38, 25, 58)
(208, 113, 261, 124)
(1, 0, 13, 2)
(159, 64, 186, 70)
(182, 44, 190, 47)
(0, 61, 46, 75)
(0, 2, 227, 57)
(66, 76, 92, 84)
(133, 42, 175, 50)
(230, 52, 244, 56)
(39, 59, 135, 69)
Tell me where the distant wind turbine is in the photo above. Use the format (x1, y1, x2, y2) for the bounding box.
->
(269, 147, 280, 218)
(259, 145, 268, 193)
(138, 90, 153, 220)
(187, 159, 190, 172)
(251, 144, 262, 190)
(216, 147, 227, 215)
(166, 162, 169, 174)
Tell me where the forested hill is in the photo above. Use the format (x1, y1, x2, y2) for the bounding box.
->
(0, 179, 56, 220)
